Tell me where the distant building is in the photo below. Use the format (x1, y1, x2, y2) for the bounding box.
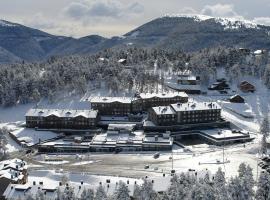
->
(90, 92, 188, 115)
(91, 124, 173, 152)
(133, 92, 188, 113)
(149, 102, 221, 126)
(254, 49, 267, 56)
(0, 159, 28, 200)
(118, 58, 127, 65)
(166, 70, 201, 94)
(148, 106, 176, 126)
(90, 97, 133, 116)
(239, 81, 255, 93)
(208, 78, 230, 91)
(229, 94, 245, 103)
(238, 48, 251, 55)
(25, 109, 98, 129)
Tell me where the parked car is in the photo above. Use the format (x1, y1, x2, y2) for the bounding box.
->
(262, 156, 269, 161)
(144, 165, 150, 169)
(262, 164, 269, 169)
(153, 152, 160, 159)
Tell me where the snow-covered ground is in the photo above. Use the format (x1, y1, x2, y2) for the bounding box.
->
(10, 128, 58, 147)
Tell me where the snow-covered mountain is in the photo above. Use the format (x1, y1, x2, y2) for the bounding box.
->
(1, 15, 270, 63)
(124, 14, 270, 51)
(163, 14, 258, 30)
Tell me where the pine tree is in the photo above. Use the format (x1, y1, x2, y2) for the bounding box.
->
(260, 116, 269, 154)
(113, 181, 130, 200)
(137, 179, 156, 200)
(81, 188, 94, 200)
(256, 171, 270, 200)
(95, 184, 107, 200)
(133, 184, 141, 200)
(228, 176, 242, 200)
(260, 116, 270, 137)
(213, 168, 229, 200)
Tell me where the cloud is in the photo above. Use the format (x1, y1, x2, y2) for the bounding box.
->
(253, 17, 270, 26)
(179, 7, 197, 15)
(64, 0, 144, 20)
(23, 13, 57, 30)
(201, 4, 238, 18)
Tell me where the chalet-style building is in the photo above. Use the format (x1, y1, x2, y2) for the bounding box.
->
(148, 106, 176, 126)
(0, 159, 28, 200)
(239, 81, 255, 93)
(208, 79, 230, 91)
(90, 97, 133, 115)
(90, 92, 188, 115)
(229, 94, 245, 103)
(238, 48, 251, 55)
(25, 109, 98, 129)
(132, 92, 189, 113)
(149, 102, 221, 126)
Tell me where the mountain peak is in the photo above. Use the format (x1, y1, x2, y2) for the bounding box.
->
(0, 19, 17, 27)
(162, 14, 258, 30)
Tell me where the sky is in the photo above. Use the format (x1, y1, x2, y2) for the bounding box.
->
(1, 0, 270, 38)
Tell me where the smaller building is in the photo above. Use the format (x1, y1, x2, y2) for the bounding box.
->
(0, 159, 28, 200)
(133, 92, 188, 112)
(239, 81, 255, 93)
(25, 109, 98, 129)
(90, 97, 133, 116)
(149, 102, 221, 126)
(208, 79, 230, 91)
(91, 124, 173, 152)
(238, 48, 251, 55)
(229, 94, 245, 103)
(148, 106, 176, 126)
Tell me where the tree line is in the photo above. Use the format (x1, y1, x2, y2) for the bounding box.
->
(21, 163, 270, 200)
(0, 47, 269, 106)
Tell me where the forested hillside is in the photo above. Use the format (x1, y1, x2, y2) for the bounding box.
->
(2, 15, 270, 64)
(0, 47, 269, 106)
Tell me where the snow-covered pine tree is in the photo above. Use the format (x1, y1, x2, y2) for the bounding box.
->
(137, 179, 157, 200)
(113, 181, 130, 200)
(256, 171, 270, 200)
(189, 181, 215, 200)
(260, 116, 269, 154)
(213, 167, 229, 200)
(81, 188, 94, 200)
(95, 184, 107, 200)
(35, 189, 45, 200)
(260, 116, 270, 137)
(133, 184, 141, 200)
(228, 176, 242, 200)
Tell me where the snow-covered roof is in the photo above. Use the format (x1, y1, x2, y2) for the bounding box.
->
(230, 94, 244, 100)
(152, 106, 176, 115)
(118, 58, 127, 63)
(90, 96, 133, 104)
(0, 158, 27, 181)
(139, 92, 188, 99)
(25, 109, 98, 119)
(171, 102, 221, 112)
(254, 50, 263, 55)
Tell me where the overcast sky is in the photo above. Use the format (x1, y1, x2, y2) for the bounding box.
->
(1, 0, 270, 38)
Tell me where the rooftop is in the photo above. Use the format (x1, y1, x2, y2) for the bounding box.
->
(90, 96, 133, 104)
(25, 109, 98, 118)
(152, 106, 176, 115)
(0, 159, 27, 181)
(139, 92, 188, 99)
(171, 102, 221, 112)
